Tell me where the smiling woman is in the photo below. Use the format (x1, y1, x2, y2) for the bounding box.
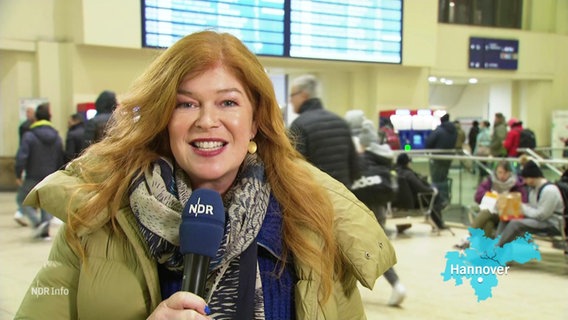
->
(168, 67, 257, 193)
(16, 30, 396, 319)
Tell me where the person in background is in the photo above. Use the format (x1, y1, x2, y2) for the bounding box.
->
(16, 30, 395, 319)
(64, 113, 86, 163)
(425, 113, 457, 229)
(503, 118, 523, 157)
(83, 90, 117, 148)
(453, 119, 468, 171)
(345, 109, 366, 153)
(490, 112, 508, 157)
(560, 135, 568, 158)
(379, 117, 401, 150)
(454, 160, 527, 249)
(393, 153, 446, 231)
(454, 120, 466, 152)
(354, 120, 406, 307)
(18, 105, 36, 143)
(288, 74, 361, 187)
(474, 120, 492, 184)
(14, 105, 37, 227)
(468, 120, 480, 158)
(496, 160, 564, 246)
(14, 102, 65, 239)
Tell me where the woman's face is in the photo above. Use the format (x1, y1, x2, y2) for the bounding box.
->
(168, 65, 258, 194)
(495, 166, 511, 182)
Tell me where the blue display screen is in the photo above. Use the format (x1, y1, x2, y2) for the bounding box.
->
(289, 0, 402, 63)
(141, 0, 403, 64)
(469, 37, 519, 70)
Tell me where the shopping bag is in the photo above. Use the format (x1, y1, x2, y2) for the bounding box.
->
(479, 191, 498, 213)
(497, 192, 524, 221)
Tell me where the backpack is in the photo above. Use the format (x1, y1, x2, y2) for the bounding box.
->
(537, 181, 568, 236)
(351, 167, 399, 206)
(518, 128, 536, 149)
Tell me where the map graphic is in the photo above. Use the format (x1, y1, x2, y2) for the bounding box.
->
(441, 227, 541, 301)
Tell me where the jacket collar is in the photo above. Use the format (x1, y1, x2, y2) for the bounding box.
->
(30, 119, 53, 129)
(298, 98, 324, 114)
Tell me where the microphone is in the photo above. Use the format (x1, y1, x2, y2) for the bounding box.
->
(179, 188, 225, 296)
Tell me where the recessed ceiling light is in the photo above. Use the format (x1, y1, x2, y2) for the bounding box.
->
(468, 78, 478, 84)
(428, 76, 437, 82)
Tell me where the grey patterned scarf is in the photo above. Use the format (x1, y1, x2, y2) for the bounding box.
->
(129, 154, 270, 318)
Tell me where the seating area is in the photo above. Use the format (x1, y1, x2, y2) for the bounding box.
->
(386, 153, 567, 253)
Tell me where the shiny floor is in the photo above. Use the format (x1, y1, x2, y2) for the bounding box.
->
(1, 187, 567, 319)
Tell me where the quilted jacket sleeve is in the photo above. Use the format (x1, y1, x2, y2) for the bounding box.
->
(306, 163, 397, 288)
(15, 225, 81, 320)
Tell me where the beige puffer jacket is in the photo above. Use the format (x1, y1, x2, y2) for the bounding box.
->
(15, 162, 396, 319)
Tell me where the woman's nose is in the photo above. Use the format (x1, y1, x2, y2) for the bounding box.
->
(195, 105, 220, 128)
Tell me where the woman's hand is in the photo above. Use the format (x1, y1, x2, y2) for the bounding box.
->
(147, 291, 211, 320)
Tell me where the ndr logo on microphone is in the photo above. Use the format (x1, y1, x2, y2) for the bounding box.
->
(188, 197, 214, 217)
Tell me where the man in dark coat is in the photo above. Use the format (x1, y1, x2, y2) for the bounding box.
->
(288, 74, 360, 187)
(83, 90, 116, 148)
(14, 104, 37, 226)
(65, 113, 86, 163)
(15, 102, 65, 239)
(468, 120, 480, 156)
(425, 113, 458, 228)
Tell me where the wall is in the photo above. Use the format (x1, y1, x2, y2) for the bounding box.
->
(0, 0, 567, 163)
(430, 23, 568, 146)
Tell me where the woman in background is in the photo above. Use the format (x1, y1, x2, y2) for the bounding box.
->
(455, 160, 527, 249)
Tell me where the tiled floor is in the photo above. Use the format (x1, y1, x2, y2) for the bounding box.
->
(1, 187, 567, 319)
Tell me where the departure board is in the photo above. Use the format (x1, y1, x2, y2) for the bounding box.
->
(289, 0, 402, 63)
(469, 37, 519, 70)
(143, 0, 285, 56)
(141, 0, 403, 64)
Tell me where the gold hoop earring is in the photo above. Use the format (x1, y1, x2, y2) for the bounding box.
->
(247, 140, 258, 154)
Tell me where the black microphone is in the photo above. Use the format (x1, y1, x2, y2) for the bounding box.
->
(179, 188, 225, 296)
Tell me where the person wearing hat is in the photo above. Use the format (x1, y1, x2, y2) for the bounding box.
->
(345, 110, 365, 136)
(351, 121, 407, 307)
(503, 117, 524, 157)
(496, 160, 564, 246)
(83, 90, 117, 148)
(393, 153, 447, 231)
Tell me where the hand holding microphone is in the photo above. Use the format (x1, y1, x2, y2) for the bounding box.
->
(148, 189, 224, 319)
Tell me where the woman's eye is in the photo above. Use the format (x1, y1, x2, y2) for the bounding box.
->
(176, 102, 196, 109)
(221, 100, 238, 107)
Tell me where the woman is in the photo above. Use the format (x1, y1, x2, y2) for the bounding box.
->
(16, 31, 395, 319)
(455, 160, 527, 249)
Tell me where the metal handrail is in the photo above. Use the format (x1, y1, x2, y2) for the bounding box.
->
(393, 148, 568, 166)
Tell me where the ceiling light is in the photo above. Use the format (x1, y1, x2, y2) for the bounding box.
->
(468, 78, 478, 84)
